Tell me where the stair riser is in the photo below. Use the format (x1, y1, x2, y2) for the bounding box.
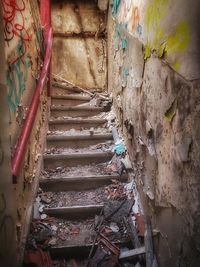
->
(51, 109, 102, 118)
(47, 138, 112, 149)
(50, 241, 132, 260)
(44, 205, 103, 220)
(40, 176, 127, 192)
(49, 121, 106, 131)
(52, 87, 79, 95)
(44, 154, 113, 168)
(51, 98, 90, 106)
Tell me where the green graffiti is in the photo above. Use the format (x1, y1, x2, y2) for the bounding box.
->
(111, 0, 121, 17)
(7, 61, 25, 113)
(120, 38, 128, 49)
(7, 39, 32, 112)
(166, 22, 190, 54)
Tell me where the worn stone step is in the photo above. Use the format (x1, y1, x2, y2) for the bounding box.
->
(52, 83, 85, 95)
(44, 204, 104, 219)
(51, 94, 91, 106)
(49, 118, 107, 131)
(44, 151, 114, 168)
(51, 106, 105, 118)
(50, 240, 131, 260)
(40, 174, 126, 191)
(46, 133, 113, 149)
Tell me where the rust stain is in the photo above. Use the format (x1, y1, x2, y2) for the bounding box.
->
(74, 4, 98, 87)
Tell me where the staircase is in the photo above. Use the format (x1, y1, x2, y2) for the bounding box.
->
(25, 83, 135, 265)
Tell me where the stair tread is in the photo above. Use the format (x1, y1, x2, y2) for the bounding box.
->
(49, 117, 107, 123)
(51, 94, 91, 100)
(51, 106, 104, 111)
(42, 163, 120, 178)
(44, 150, 114, 157)
(41, 174, 120, 180)
(47, 128, 111, 136)
(47, 133, 113, 140)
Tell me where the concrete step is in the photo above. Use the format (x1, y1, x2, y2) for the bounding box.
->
(49, 118, 107, 131)
(50, 240, 131, 259)
(46, 133, 113, 149)
(51, 106, 105, 118)
(44, 204, 103, 219)
(51, 94, 91, 106)
(40, 174, 126, 191)
(52, 83, 85, 95)
(44, 151, 114, 168)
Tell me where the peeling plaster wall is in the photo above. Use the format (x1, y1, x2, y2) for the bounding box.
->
(1, 1, 48, 263)
(52, 0, 107, 90)
(108, 0, 200, 266)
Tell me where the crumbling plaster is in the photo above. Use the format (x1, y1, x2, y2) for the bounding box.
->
(108, 0, 200, 265)
(1, 1, 49, 263)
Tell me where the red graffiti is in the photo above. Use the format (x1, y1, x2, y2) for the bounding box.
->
(2, 0, 32, 63)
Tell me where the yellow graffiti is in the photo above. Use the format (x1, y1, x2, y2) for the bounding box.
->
(144, 41, 151, 60)
(166, 22, 190, 54)
(145, 0, 168, 31)
(144, 0, 190, 70)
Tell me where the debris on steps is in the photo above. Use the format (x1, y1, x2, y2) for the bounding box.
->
(24, 89, 157, 267)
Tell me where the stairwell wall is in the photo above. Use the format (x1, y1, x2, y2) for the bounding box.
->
(1, 1, 50, 264)
(108, 0, 200, 266)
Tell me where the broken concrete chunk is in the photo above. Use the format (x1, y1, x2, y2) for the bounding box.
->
(110, 222, 120, 233)
(39, 205, 44, 213)
(48, 237, 57, 246)
(40, 213, 47, 220)
(51, 225, 58, 232)
(41, 195, 52, 204)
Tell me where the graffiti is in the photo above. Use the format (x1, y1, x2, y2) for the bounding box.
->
(130, 6, 140, 32)
(144, 0, 190, 71)
(2, 0, 32, 64)
(7, 37, 32, 113)
(0, 193, 15, 265)
(113, 0, 142, 37)
(111, 0, 121, 16)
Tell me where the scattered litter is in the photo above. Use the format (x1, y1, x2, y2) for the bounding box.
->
(113, 141, 126, 155)
(110, 222, 120, 233)
(48, 237, 57, 246)
(39, 205, 44, 213)
(41, 214, 47, 220)
(51, 225, 58, 232)
(105, 180, 127, 200)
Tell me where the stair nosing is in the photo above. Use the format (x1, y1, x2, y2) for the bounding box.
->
(50, 106, 104, 111)
(40, 174, 121, 182)
(49, 118, 107, 124)
(44, 151, 114, 159)
(46, 133, 113, 141)
(51, 95, 92, 101)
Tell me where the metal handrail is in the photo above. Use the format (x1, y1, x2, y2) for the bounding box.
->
(12, 27, 53, 183)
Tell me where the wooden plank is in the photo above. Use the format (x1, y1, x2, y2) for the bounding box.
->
(119, 246, 146, 260)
